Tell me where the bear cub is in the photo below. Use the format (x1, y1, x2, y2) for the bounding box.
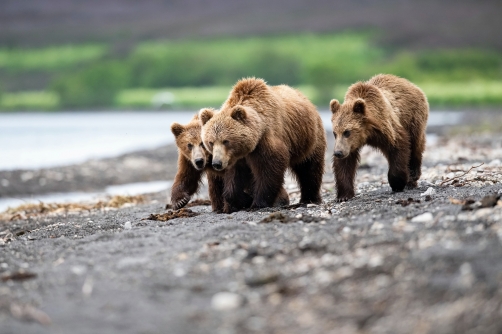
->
(330, 74, 429, 201)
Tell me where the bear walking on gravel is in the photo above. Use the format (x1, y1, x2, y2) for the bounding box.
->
(170, 111, 289, 213)
(330, 74, 429, 201)
(199, 78, 326, 209)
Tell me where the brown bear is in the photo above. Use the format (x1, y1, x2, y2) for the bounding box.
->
(170, 111, 289, 213)
(199, 78, 326, 209)
(330, 74, 429, 201)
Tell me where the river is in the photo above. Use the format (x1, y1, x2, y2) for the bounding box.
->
(0, 110, 464, 171)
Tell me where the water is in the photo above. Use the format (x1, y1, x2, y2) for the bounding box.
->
(0, 111, 195, 171)
(0, 110, 464, 171)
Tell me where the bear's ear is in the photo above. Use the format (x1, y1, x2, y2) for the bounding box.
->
(199, 108, 214, 125)
(231, 106, 246, 122)
(353, 98, 366, 115)
(330, 99, 340, 114)
(171, 123, 185, 137)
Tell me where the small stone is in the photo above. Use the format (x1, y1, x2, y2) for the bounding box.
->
(211, 292, 242, 311)
(474, 208, 493, 219)
(245, 271, 279, 286)
(418, 180, 435, 187)
(456, 262, 475, 289)
(411, 212, 434, 223)
(307, 204, 317, 208)
(117, 257, 149, 269)
(124, 221, 132, 230)
(71, 265, 87, 276)
(480, 194, 500, 208)
(420, 187, 436, 197)
(488, 159, 501, 166)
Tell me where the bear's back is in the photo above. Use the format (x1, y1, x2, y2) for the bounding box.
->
(368, 74, 429, 128)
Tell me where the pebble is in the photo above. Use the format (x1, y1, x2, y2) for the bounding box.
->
(116, 257, 149, 269)
(124, 221, 132, 230)
(71, 265, 87, 276)
(244, 271, 279, 286)
(411, 212, 434, 223)
(488, 159, 501, 166)
(420, 187, 436, 197)
(474, 208, 493, 219)
(456, 262, 475, 289)
(211, 292, 243, 311)
(418, 180, 435, 187)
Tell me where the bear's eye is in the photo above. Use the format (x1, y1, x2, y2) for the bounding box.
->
(333, 132, 337, 139)
(222, 140, 229, 146)
(199, 142, 204, 147)
(187, 143, 193, 150)
(343, 130, 351, 138)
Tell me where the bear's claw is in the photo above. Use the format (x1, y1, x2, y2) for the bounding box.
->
(173, 196, 190, 210)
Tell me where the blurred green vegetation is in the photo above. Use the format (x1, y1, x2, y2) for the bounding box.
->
(51, 61, 129, 108)
(0, 44, 107, 70)
(0, 32, 501, 110)
(0, 91, 59, 110)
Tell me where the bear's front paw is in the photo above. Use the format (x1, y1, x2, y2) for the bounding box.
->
(406, 180, 418, 189)
(335, 196, 351, 202)
(250, 200, 269, 210)
(171, 195, 191, 210)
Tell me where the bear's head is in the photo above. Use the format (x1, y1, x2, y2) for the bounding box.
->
(171, 112, 211, 171)
(330, 98, 371, 159)
(200, 105, 264, 171)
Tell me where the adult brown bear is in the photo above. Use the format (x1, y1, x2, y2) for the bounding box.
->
(200, 78, 326, 208)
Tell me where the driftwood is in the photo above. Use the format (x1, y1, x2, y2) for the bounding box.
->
(440, 162, 484, 186)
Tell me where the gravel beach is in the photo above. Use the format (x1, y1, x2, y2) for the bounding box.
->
(1, 129, 502, 333)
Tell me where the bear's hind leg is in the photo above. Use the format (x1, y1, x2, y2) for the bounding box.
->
(274, 187, 290, 207)
(407, 132, 426, 188)
(292, 146, 325, 204)
(386, 145, 410, 192)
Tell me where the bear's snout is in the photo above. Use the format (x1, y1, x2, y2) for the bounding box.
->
(195, 158, 204, 169)
(334, 151, 345, 159)
(212, 160, 223, 170)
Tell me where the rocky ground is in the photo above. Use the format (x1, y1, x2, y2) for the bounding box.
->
(1, 130, 502, 334)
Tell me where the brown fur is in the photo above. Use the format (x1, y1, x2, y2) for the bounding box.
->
(200, 78, 326, 208)
(171, 111, 289, 213)
(330, 74, 429, 201)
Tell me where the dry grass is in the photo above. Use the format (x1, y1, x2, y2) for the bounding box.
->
(0, 195, 144, 222)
